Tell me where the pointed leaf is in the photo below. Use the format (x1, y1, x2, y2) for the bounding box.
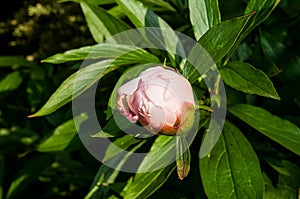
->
(37, 113, 88, 152)
(80, 1, 130, 43)
(29, 60, 116, 117)
(200, 121, 264, 198)
(189, 0, 221, 40)
(220, 61, 280, 99)
(199, 13, 254, 64)
(42, 43, 160, 64)
(184, 13, 254, 82)
(244, 0, 281, 34)
(228, 104, 300, 156)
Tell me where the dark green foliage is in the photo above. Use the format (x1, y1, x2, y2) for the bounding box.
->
(0, 0, 299, 198)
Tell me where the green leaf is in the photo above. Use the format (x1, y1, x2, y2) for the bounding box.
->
(263, 174, 297, 199)
(115, 0, 184, 64)
(80, 1, 130, 43)
(0, 71, 23, 92)
(189, 0, 221, 40)
(247, 58, 282, 77)
(42, 43, 160, 64)
(184, 13, 254, 82)
(200, 121, 264, 199)
(37, 113, 88, 152)
(6, 154, 53, 199)
(260, 31, 300, 83)
(0, 56, 37, 68)
(29, 60, 116, 117)
(122, 135, 177, 198)
(139, 0, 176, 12)
(91, 111, 133, 138)
(137, 135, 174, 172)
(124, 165, 175, 199)
(278, 161, 300, 189)
(102, 135, 141, 162)
(85, 136, 143, 199)
(220, 61, 280, 99)
(228, 104, 300, 156)
(223, 0, 281, 62)
(199, 13, 254, 64)
(244, 0, 281, 34)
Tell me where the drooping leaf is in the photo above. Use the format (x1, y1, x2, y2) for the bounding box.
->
(189, 0, 221, 40)
(228, 104, 300, 156)
(37, 113, 88, 152)
(220, 61, 280, 99)
(0, 71, 23, 92)
(200, 121, 264, 198)
(29, 60, 116, 117)
(80, 1, 130, 43)
(42, 43, 160, 64)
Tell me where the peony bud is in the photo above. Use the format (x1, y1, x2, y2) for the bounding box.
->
(117, 66, 195, 135)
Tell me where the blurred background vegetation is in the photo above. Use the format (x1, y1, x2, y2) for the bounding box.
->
(0, 0, 299, 198)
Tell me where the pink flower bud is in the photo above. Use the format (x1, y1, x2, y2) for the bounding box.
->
(117, 66, 195, 135)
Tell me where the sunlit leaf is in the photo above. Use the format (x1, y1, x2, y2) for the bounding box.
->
(29, 60, 116, 117)
(228, 104, 300, 155)
(189, 0, 221, 40)
(37, 113, 88, 152)
(80, 1, 130, 43)
(200, 121, 264, 198)
(115, 0, 185, 64)
(184, 13, 254, 83)
(220, 61, 280, 99)
(124, 165, 175, 199)
(42, 43, 160, 64)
